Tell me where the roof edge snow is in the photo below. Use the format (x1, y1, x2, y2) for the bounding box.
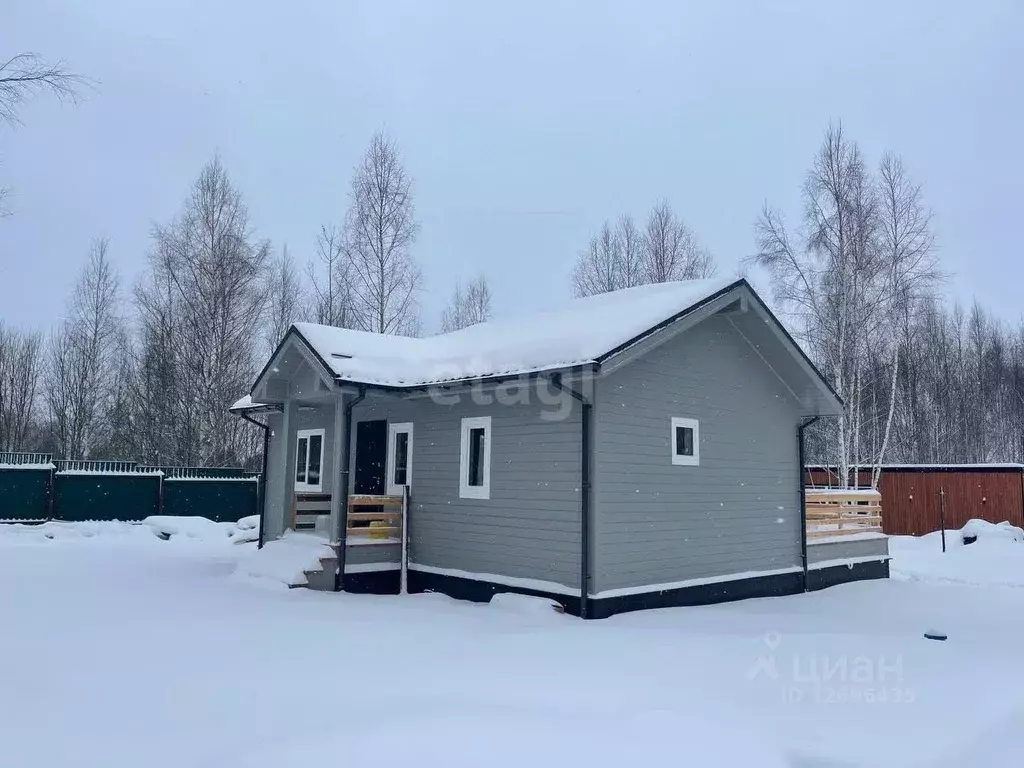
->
(239, 278, 841, 416)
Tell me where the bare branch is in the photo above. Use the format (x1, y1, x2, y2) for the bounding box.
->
(0, 53, 84, 126)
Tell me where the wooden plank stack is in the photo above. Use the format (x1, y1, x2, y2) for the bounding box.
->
(806, 489, 883, 539)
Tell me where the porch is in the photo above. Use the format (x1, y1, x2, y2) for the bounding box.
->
(805, 489, 890, 576)
(291, 491, 408, 592)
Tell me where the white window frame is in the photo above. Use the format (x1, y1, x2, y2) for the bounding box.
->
(671, 417, 700, 466)
(386, 422, 414, 496)
(294, 428, 326, 492)
(459, 416, 492, 499)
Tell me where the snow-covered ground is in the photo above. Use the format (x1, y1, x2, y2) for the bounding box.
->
(0, 520, 1021, 767)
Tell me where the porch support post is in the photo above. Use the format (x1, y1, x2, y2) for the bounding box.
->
(278, 398, 298, 533)
(328, 392, 347, 546)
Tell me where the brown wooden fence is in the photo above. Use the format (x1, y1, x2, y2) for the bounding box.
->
(805, 465, 1024, 536)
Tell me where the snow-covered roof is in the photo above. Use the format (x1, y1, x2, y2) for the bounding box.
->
(229, 394, 281, 414)
(230, 394, 259, 412)
(289, 276, 739, 388)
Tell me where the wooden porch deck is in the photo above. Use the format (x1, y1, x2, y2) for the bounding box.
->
(806, 489, 884, 539)
(291, 492, 404, 543)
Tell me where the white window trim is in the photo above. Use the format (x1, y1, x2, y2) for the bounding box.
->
(295, 428, 326, 492)
(671, 417, 700, 466)
(386, 422, 414, 496)
(459, 416, 492, 499)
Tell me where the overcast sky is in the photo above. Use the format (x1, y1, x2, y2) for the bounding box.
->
(2, 1, 1022, 335)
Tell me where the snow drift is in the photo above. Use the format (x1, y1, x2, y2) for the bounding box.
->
(889, 520, 1024, 588)
(959, 518, 1024, 544)
(0, 516, 260, 546)
(233, 531, 334, 587)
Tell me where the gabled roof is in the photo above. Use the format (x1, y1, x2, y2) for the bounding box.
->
(242, 277, 841, 414)
(291, 277, 738, 387)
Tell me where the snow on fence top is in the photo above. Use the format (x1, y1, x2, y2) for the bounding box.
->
(289, 276, 737, 388)
(56, 459, 143, 474)
(0, 452, 54, 470)
(30, 460, 258, 479)
(151, 466, 258, 480)
(806, 488, 881, 496)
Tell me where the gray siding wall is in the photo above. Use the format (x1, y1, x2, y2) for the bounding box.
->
(263, 412, 286, 540)
(261, 399, 339, 542)
(807, 536, 889, 565)
(351, 391, 582, 590)
(593, 314, 804, 594)
(293, 403, 338, 496)
(346, 542, 401, 568)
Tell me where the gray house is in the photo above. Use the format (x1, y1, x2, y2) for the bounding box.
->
(231, 277, 889, 618)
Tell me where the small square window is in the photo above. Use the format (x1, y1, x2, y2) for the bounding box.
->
(676, 426, 693, 457)
(671, 417, 699, 466)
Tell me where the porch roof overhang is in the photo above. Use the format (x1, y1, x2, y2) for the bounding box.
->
(228, 394, 281, 416)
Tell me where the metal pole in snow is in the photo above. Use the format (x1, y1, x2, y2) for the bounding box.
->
(939, 487, 947, 553)
(400, 484, 409, 595)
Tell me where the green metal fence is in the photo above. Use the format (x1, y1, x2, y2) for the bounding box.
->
(0, 457, 260, 523)
(53, 470, 161, 522)
(162, 477, 259, 523)
(0, 453, 53, 522)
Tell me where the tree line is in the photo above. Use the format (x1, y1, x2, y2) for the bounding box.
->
(569, 123, 1024, 484)
(746, 124, 1024, 485)
(5, 52, 1023, 479)
(0, 131, 494, 465)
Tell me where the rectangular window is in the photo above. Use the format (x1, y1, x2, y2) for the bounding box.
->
(459, 416, 491, 499)
(394, 433, 409, 485)
(671, 417, 699, 466)
(307, 432, 322, 487)
(296, 437, 308, 485)
(295, 428, 326, 491)
(468, 428, 486, 485)
(386, 422, 414, 496)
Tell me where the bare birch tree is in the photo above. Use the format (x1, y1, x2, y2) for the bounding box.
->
(752, 124, 941, 487)
(617, 214, 645, 289)
(307, 225, 356, 327)
(440, 275, 493, 332)
(754, 125, 882, 486)
(345, 132, 421, 335)
(149, 156, 270, 465)
(132, 267, 187, 464)
(642, 200, 715, 283)
(45, 238, 123, 458)
(572, 208, 715, 297)
(264, 244, 302, 353)
(0, 324, 43, 451)
(572, 221, 621, 297)
(868, 152, 940, 486)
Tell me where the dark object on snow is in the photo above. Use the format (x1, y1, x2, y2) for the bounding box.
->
(962, 534, 978, 546)
(924, 631, 948, 641)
